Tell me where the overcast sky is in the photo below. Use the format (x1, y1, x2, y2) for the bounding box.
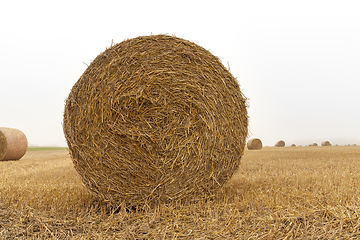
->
(1, 0, 359, 147)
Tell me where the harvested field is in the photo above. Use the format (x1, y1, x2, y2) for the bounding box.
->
(1, 146, 360, 239)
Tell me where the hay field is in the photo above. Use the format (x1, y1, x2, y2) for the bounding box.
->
(1, 146, 360, 239)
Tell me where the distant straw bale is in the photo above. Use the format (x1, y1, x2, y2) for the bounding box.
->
(321, 141, 332, 146)
(0, 127, 28, 161)
(247, 138, 262, 150)
(63, 34, 249, 208)
(275, 140, 285, 147)
(291, 144, 296, 147)
(310, 143, 318, 146)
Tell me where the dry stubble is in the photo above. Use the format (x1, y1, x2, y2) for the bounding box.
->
(1, 146, 360, 239)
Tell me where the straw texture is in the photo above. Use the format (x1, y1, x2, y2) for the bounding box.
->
(0, 127, 28, 161)
(247, 138, 262, 150)
(275, 140, 285, 147)
(63, 34, 248, 207)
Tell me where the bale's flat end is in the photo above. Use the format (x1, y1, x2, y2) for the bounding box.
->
(63, 34, 248, 207)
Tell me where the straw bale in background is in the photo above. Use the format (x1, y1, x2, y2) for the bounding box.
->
(321, 141, 332, 146)
(247, 138, 262, 150)
(275, 140, 285, 147)
(0, 127, 28, 161)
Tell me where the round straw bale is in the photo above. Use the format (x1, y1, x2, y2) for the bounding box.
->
(0, 127, 28, 161)
(63, 34, 249, 207)
(291, 144, 296, 147)
(310, 143, 318, 146)
(247, 138, 262, 150)
(275, 140, 285, 147)
(321, 141, 332, 146)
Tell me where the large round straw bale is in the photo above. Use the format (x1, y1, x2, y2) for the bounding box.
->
(321, 141, 332, 146)
(247, 138, 262, 150)
(63, 34, 249, 207)
(275, 140, 285, 147)
(310, 143, 318, 146)
(0, 127, 28, 161)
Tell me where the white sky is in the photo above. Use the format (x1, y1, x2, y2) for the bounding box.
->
(1, 0, 359, 147)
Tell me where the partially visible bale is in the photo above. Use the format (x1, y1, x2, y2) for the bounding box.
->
(321, 141, 332, 146)
(352, 144, 357, 146)
(309, 143, 318, 146)
(247, 138, 262, 150)
(63, 34, 249, 208)
(291, 144, 296, 147)
(275, 140, 285, 147)
(0, 127, 28, 161)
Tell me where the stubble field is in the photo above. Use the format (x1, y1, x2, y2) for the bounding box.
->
(1, 145, 360, 239)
